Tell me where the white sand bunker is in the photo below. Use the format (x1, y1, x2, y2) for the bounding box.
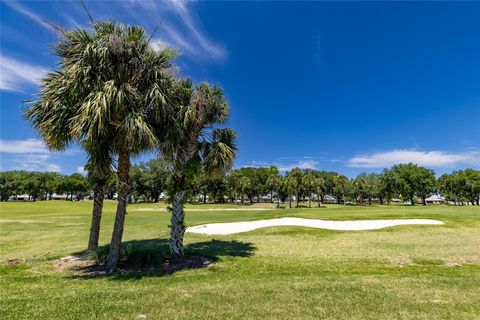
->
(186, 217, 443, 235)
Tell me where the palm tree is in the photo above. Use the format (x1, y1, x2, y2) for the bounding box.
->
(83, 141, 113, 251)
(286, 168, 304, 208)
(238, 176, 251, 206)
(285, 175, 295, 208)
(266, 173, 282, 208)
(303, 171, 315, 208)
(313, 176, 325, 207)
(157, 79, 237, 259)
(25, 21, 176, 273)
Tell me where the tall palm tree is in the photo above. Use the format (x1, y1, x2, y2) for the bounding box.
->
(83, 141, 113, 251)
(157, 79, 237, 259)
(25, 21, 176, 273)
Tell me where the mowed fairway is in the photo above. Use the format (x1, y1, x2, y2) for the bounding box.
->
(1, 201, 479, 319)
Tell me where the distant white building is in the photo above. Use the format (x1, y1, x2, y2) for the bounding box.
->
(8, 194, 30, 201)
(425, 195, 445, 205)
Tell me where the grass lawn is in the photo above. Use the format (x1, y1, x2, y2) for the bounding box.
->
(1, 201, 479, 319)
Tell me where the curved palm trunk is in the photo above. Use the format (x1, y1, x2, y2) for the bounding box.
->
(169, 191, 186, 259)
(87, 181, 106, 251)
(105, 148, 131, 274)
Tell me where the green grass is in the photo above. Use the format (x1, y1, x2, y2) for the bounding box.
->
(1, 201, 479, 319)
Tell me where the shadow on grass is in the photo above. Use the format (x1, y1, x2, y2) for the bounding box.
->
(68, 238, 255, 280)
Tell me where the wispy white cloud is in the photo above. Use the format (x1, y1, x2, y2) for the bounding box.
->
(165, 0, 227, 62)
(3, 0, 53, 31)
(278, 160, 319, 171)
(348, 149, 480, 168)
(12, 154, 61, 172)
(241, 158, 319, 172)
(122, 0, 227, 62)
(4, 0, 226, 64)
(0, 139, 50, 154)
(0, 54, 48, 92)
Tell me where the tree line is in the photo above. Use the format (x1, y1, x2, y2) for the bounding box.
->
(127, 162, 480, 207)
(4, 163, 479, 207)
(0, 171, 87, 201)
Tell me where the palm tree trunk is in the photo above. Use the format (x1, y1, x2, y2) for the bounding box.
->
(169, 190, 186, 259)
(87, 181, 105, 251)
(105, 148, 131, 274)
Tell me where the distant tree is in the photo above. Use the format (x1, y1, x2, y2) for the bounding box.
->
(237, 176, 251, 205)
(23, 172, 44, 201)
(285, 168, 304, 208)
(415, 168, 437, 205)
(379, 169, 396, 204)
(439, 169, 480, 205)
(332, 175, 349, 204)
(313, 174, 325, 207)
(189, 171, 207, 203)
(235, 167, 259, 203)
(145, 159, 169, 202)
(266, 168, 282, 208)
(201, 175, 228, 203)
(284, 174, 295, 208)
(0, 171, 17, 201)
(322, 171, 339, 201)
(66, 174, 89, 200)
(130, 159, 169, 202)
(43, 172, 62, 200)
(352, 173, 368, 205)
(464, 169, 480, 205)
(438, 172, 464, 205)
(390, 163, 436, 205)
(303, 170, 316, 208)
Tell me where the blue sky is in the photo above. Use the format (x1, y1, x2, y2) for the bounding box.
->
(1, 1, 479, 177)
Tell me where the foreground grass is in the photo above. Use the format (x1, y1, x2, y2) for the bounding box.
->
(1, 201, 479, 319)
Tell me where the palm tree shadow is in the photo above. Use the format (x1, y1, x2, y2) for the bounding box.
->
(68, 238, 255, 280)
